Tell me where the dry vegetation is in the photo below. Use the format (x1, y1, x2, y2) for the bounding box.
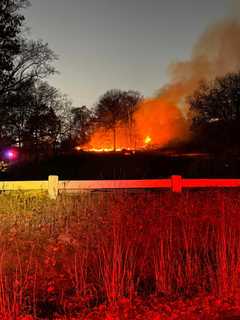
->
(0, 189, 240, 319)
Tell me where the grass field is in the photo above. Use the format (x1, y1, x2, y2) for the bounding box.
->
(0, 189, 240, 319)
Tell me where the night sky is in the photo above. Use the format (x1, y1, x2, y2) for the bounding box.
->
(24, 0, 231, 108)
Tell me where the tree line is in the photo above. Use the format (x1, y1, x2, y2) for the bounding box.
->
(0, 0, 145, 158)
(0, 0, 240, 159)
(188, 72, 240, 154)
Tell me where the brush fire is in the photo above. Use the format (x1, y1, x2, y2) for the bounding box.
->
(75, 18, 240, 154)
(81, 99, 189, 152)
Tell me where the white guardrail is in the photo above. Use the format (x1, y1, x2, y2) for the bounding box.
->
(0, 175, 240, 199)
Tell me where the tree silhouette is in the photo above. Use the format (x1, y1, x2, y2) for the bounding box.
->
(0, 80, 62, 158)
(0, 79, 34, 147)
(189, 72, 240, 153)
(0, 0, 59, 154)
(0, 39, 58, 97)
(70, 106, 93, 146)
(94, 89, 142, 151)
(25, 104, 60, 158)
(0, 0, 58, 99)
(0, 0, 28, 87)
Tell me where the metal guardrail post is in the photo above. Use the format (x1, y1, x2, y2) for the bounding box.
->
(48, 175, 59, 199)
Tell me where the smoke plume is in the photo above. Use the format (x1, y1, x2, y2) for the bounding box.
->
(157, 19, 240, 105)
(86, 18, 240, 151)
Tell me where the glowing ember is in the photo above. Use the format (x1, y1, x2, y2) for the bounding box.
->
(144, 135, 152, 145)
(88, 148, 123, 152)
(90, 148, 113, 152)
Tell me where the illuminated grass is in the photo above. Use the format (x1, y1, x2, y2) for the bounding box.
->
(0, 189, 239, 318)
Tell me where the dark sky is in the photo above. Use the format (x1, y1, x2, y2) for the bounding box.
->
(24, 0, 230, 108)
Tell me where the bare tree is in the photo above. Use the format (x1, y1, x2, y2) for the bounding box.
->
(94, 89, 142, 151)
(1, 39, 58, 96)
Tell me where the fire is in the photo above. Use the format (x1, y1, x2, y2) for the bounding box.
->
(84, 126, 133, 152)
(88, 148, 123, 152)
(144, 135, 152, 145)
(83, 98, 189, 152)
(79, 19, 240, 153)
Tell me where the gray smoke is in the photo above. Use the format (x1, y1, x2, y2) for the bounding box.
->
(156, 18, 240, 107)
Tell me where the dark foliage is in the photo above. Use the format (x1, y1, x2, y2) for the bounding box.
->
(188, 72, 240, 154)
(0, 0, 29, 94)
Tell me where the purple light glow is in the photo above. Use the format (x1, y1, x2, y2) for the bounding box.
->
(7, 151, 14, 158)
(4, 149, 17, 160)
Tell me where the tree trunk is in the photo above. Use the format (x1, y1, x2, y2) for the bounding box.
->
(113, 127, 116, 152)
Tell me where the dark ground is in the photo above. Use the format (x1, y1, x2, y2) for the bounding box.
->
(1, 151, 240, 181)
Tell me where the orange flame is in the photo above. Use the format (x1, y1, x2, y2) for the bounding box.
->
(144, 135, 152, 145)
(84, 98, 189, 152)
